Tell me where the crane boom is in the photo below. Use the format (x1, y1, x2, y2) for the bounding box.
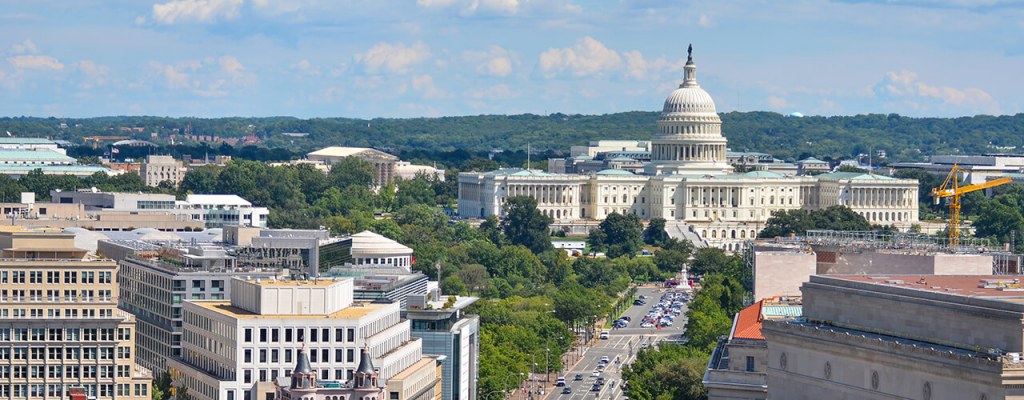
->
(930, 164, 1013, 248)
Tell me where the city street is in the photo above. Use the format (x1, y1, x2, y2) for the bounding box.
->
(539, 286, 689, 400)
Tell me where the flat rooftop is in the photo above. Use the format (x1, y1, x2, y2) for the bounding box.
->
(190, 300, 387, 320)
(241, 278, 342, 287)
(828, 275, 1024, 300)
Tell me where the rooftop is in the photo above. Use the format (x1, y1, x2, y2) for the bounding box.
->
(185, 194, 253, 207)
(308, 146, 397, 160)
(242, 277, 339, 287)
(731, 297, 803, 341)
(190, 300, 388, 320)
(815, 171, 896, 180)
(0, 138, 56, 144)
(0, 149, 74, 162)
(827, 275, 1024, 301)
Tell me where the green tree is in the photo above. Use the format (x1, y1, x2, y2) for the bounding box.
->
(457, 264, 490, 295)
(643, 217, 670, 246)
(179, 165, 220, 195)
(501, 196, 553, 254)
(328, 156, 376, 189)
(588, 212, 644, 258)
(973, 200, 1024, 250)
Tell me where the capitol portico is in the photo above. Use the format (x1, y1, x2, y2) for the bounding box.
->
(458, 48, 919, 251)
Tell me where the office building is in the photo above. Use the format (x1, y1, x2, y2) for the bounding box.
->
(404, 294, 479, 400)
(107, 240, 284, 375)
(140, 155, 185, 188)
(0, 227, 152, 399)
(168, 277, 438, 400)
(50, 189, 270, 228)
(763, 275, 1024, 399)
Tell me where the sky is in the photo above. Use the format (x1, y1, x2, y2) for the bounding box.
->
(1, 0, 1023, 119)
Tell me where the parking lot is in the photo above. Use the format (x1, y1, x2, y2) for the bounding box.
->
(543, 286, 689, 400)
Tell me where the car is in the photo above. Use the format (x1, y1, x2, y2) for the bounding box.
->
(574, 374, 583, 381)
(599, 330, 610, 339)
(601, 356, 610, 363)
(591, 384, 601, 392)
(633, 299, 645, 306)
(556, 377, 566, 387)
(640, 322, 654, 328)
(562, 387, 572, 395)
(597, 376, 606, 385)
(639, 342, 650, 349)
(597, 364, 605, 372)
(592, 371, 601, 377)
(621, 316, 631, 322)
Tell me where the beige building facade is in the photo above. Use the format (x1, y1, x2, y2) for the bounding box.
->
(763, 275, 1024, 400)
(0, 228, 152, 399)
(140, 155, 185, 187)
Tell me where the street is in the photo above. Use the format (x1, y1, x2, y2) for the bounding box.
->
(540, 286, 689, 400)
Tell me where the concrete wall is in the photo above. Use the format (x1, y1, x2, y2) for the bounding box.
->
(765, 321, 1012, 400)
(754, 251, 816, 301)
(802, 277, 1024, 353)
(812, 245, 993, 275)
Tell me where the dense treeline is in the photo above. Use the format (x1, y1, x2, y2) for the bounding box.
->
(6, 111, 1024, 163)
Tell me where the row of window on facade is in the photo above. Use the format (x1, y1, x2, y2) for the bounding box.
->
(0, 288, 114, 302)
(0, 307, 115, 318)
(0, 383, 147, 398)
(244, 327, 357, 344)
(243, 347, 359, 365)
(0, 327, 130, 341)
(0, 270, 113, 284)
(0, 362, 135, 378)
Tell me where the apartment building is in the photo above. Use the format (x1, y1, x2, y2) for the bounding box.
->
(0, 227, 151, 399)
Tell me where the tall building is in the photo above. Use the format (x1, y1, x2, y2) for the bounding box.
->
(107, 240, 284, 375)
(404, 294, 479, 400)
(167, 277, 438, 400)
(140, 155, 185, 187)
(763, 275, 1024, 399)
(458, 49, 920, 251)
(0, 227, 152, 399)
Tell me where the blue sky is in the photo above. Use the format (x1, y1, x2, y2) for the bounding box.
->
(1, 0, 1022, 118)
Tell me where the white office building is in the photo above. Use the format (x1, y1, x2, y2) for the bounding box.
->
(168, 277, 433, 400)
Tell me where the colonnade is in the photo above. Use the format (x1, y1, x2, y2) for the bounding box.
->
(848, 187, 914, 208)
(652, 143, 726, 162)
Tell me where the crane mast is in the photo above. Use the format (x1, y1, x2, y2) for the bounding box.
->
(931, 164, 1012, 248)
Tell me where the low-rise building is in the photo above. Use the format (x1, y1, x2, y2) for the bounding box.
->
(703, 297, 802, 400)
(49, 189, 269, 228)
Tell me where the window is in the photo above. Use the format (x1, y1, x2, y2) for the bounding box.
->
(746, 356, 755, 372)
(244, 349, 252, 363)
(285, 329, 292, 343)
(347, 329, 355, 342)
(244, 329, 252, 343)
(335, 329, 343, 342)
(259, 329, 267, 343)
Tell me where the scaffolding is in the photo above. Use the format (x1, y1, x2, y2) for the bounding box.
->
(802, 230, 995, 255)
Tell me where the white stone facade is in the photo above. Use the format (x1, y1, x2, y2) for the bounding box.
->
(458, 52, 919, 251)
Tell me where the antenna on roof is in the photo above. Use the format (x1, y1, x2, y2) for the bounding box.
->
(527, 142, 531, 170)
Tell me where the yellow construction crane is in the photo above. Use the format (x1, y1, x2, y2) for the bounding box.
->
(931, 164, 1012, 247)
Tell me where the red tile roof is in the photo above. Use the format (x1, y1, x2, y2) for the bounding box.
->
(731, 301, 765, 340)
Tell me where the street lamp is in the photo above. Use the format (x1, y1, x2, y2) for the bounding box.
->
(545, 347, 550, 383)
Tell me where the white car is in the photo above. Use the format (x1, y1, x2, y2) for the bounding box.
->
(592, 370, 601, 377)
(601, 356, 610, 363)
(640, 322, 654, 328)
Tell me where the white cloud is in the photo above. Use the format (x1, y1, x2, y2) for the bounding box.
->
(219, 55, 245, 78)
(411, 74, 446, 99)
(7, 55, 64, 71)
(698, 14, 714, 28)
(875, 69, 1001, 114)
(464, 46, 514, 77)
(76, 60, 110, 89)
(150, 61, 195, 90)
(539, 36, 623, 78)
(767, 96, 789, 109)
(355, 42, 431, 74)
(622, 50, 647, 80)
(469, 83, 515, 100)
(416, 0, 579, 16)
(11, 40, 38, 54)
(290, 59, 321, 77)
(152, 0, 244, 25)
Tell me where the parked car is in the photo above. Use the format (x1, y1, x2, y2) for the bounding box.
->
(556, 377, 566, 387)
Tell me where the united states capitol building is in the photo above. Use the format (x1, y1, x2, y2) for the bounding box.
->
(458, 50, 919, 251)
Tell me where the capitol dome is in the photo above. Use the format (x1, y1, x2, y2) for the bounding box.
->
(644, 45, 732, 177)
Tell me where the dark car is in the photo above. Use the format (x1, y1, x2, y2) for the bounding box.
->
(633, 299, 645, 306)
(562, 387, 572, 395)
(574, 374, 583, 381)
(591, 384, 601, 392)
(597, 376, 606, 385)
